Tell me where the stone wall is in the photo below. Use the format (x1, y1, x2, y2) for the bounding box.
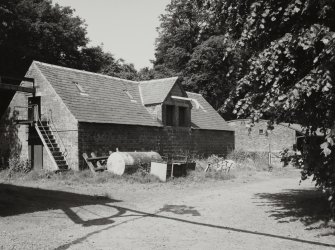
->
(228, 120, 296, 153)
(78, 122, 234, 169)
(31, 64, 79, 170)
(0, 64, 79, 170)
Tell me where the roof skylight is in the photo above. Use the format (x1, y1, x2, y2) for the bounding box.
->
(124, 90, 137, 103)
(73, 81, 88, 96)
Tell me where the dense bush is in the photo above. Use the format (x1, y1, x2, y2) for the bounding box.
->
(8, 154, 31, 173)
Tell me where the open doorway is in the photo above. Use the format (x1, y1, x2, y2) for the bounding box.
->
(28, 96, 41, 122)
(28, 96, 43, 169)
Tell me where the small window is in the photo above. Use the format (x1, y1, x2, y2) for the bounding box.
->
(73, 81, 88, 96)
(124, 90, 137, 103)
(166, 105, 174, 126)
(259, 129, 265, 135)
(179, 107, 187, 127)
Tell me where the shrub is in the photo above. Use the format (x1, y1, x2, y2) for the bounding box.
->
(226, 150, 269, 171)
(8, 154, 32, 174)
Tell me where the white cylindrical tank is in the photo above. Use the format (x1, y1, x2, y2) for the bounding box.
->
(107, 151, 163, 175)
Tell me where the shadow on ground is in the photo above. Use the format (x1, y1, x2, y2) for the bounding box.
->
(0, 183, 121, 218)
(254, 188, 335, 236)
(1, 184, 334, 249)
(158, 204, 201, 216)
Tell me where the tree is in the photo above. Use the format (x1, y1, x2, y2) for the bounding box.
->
(153, 0, 242, 117)
(221, 0, 335, 215)
(155, 0, 335, 215)
(154, 0, 210, 76)
(0, 0, 89, 76)
(185, 35, 244, 118)
(0, 0, 140, 115)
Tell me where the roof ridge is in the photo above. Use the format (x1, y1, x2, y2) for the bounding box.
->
(139, 76, 178, 84)
(186, 91, 202, 96)
(33, 60, 140, 84)
(227, 119, 269, 123)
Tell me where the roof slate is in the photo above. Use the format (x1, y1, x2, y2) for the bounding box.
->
(34, 61, 161, 127)
(140, 77, 178, 105)
(33, 61, 232, 131)
(187, 92, 234, 131)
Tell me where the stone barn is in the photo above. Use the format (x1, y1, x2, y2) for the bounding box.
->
(0, 61, 234, 171)
(227, 119, 305, 153)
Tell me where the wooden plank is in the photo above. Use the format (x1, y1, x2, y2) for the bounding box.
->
(82, 153, 96, 175)
(86, 155, 109, 161)
(91, 152, 104, 169)
(95, 166, 107, 171)
(0, 83, 35, 93)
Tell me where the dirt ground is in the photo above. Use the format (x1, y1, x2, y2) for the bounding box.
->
(0, 168, 334, 250)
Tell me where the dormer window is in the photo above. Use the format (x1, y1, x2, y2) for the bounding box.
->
(73, 81, 88, 96)
(164, 104, 190, 127)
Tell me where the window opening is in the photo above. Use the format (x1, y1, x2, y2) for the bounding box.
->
(179, 107, 187, 127)
(166, 105, 174, 126)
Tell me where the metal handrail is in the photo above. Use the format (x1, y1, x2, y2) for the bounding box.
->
(46, 110, 68, 157)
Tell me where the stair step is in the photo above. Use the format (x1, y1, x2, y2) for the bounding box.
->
(45, 139, 56, 143)
(49, 147, 60, 152)
(36, 123, 68, 171)
(52, 151, 62, 156)
(56, 160, 67, 165)
(42, 135, 54, 141)
(41, 131, 53, 136)
(47, 144, 58, 149)
(58, 164, 68, 170)
(46, 141, 57, 145)
(54, 155, 65, 160)
(38, 126, 51, 131)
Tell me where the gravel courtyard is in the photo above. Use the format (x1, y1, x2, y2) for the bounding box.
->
(1, 169, 334, 249)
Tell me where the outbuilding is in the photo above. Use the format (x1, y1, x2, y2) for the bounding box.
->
(1, 61, 234, 171)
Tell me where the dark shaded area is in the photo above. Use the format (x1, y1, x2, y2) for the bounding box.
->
(0, 184, 121, 217)
(158, 204, 201, 216)
(0, 90, 16, 118)
(0, 108, 21, 167)
(254, 188, 334, 230)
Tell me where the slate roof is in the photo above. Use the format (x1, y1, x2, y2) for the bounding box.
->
(139, 77, 178, 105)
(34, 61, 161, 127)
(187, 92, 234, 131)
(32, 61, 232, 131)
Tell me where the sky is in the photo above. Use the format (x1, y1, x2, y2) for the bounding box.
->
(53, 0, 171, 69)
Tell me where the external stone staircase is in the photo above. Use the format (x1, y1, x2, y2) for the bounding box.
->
(35, 120, 68, 171)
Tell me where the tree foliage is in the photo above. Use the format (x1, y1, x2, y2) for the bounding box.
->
(153, 0, 245, 118)
(155, 0, 335, 215)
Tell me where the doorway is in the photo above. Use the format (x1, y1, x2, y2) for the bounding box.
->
(28, 96, 41, 122)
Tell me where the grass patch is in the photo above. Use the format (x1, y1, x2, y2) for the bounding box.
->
(0, 150, 276, 186)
